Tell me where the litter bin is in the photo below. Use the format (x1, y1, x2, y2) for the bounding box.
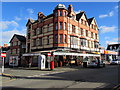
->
(83, 62, 87, 67)
(50, 61, 54, 70)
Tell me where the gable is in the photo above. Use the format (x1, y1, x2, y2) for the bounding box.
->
(10, 35, 19, 43)
(90, 18, 98, 30)
(26, 20, 32, 26)
(80, 13, 87, 21)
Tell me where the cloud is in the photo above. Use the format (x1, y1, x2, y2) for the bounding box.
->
(108, 11, 114, 16)
(27, 8, 34, 14)
(105, 38, 120, 46)
(14, 16, 21, 21)
(99, 26, 116, 34)
(99, 11, 114, 18)
(106, 41, 118, 45)
(115, 5, 119, 9)
(0, 21, 19, 30)
(2, 28, 26, 45)
(99, 14, 108, 18)
(105, 37, 110, 40)
(25, 8, 36, 20)
(75, 10, 81, 14)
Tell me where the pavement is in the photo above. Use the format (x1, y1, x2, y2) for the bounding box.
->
(1, 65, 83, 78)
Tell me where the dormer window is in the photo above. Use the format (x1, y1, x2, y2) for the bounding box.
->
(81, 19, 83, 24)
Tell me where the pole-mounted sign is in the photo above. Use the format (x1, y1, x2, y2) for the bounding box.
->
(1, 53, 6, 57)
(1, 53, 6, 73)
(48, 53, 51, 56)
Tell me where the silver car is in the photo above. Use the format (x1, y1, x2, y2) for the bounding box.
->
(87, 60, 105, 67)
(110, 59, 120, 65)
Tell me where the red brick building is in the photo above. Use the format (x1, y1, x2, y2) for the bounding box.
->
(25, 4, 100, 66)
(9, 34, 26, 66)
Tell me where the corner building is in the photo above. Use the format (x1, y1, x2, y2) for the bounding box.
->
(25, 4, 100, 67)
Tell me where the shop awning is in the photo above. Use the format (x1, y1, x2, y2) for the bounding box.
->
(23, 53, 41, 56)
(53, 52, 100, 57)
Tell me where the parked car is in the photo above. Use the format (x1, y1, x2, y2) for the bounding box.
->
(87, 60, 105, 68)
(110, 59, 120, 65)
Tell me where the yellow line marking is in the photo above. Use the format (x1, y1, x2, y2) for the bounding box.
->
(0, 73, 13, 77)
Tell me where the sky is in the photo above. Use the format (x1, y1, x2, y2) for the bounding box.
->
(1, 2, 119, 48)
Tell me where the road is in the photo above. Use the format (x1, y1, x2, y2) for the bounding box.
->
(1, 65, 120, 90)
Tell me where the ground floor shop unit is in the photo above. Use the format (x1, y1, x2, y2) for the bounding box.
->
(22, 49, 100, 68)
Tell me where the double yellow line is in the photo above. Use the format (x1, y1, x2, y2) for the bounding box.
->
(0, 73, 16, 84)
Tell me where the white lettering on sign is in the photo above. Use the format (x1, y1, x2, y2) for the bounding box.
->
(1, 53, 6, 57)
(48, 53, 51, 56)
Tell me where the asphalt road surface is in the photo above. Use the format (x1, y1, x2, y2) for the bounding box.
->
(1, 65, 120, 90)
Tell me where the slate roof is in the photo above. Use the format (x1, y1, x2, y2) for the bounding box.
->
(10, 34, 26, 43)
(76, 11, 84, 21)
(43, 14, 53, 20)
(76, 11, 88, 22)
(107, 44, 120, 50)
(88, 17, 94, 25)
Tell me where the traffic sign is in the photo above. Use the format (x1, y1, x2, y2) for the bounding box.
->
(48, 53, 51, 56)
(1, 53, 6, 57)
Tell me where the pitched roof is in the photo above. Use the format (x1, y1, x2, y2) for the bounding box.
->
(43, 14, 53, 20)
(88, 17, 94, 25)
(26, 19, 36, 26)
(76, 11, 88, 21)
(10, 34, 26, 43)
